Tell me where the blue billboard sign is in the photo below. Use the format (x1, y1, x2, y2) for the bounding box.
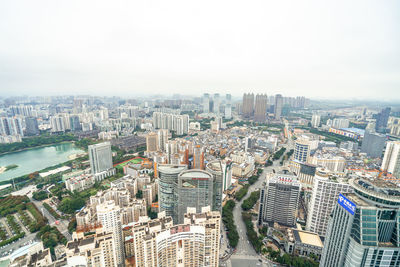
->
(338, 194, 356, 215)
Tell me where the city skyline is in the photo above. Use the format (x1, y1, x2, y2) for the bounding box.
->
(1, 0, 400, 100)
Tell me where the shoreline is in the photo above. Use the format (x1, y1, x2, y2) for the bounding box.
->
(0, 141, 77, 157)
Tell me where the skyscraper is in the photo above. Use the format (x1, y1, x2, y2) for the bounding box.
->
(321, 178, 400, 267)
(375, 107, 391, 133)
(213, 93, 220, 115)
(203, 93, 210, 113)
(242, 93, 254, 119)
(157, 164, 188, 223)
(176, 170, 214, 224)
(274, 94, 283, 120)
(88, 142, 114, 180)
(24, 117, 39, 136)
(96, 201, 125, 267)
(381, 141, 400, 177)
(306, 169, 353, 237)
(225, 94, 232, 119)
(206, 160, 232, 212)
(258, 171, 301, 227)
(360, 130, 386, 158)
(254, 94, 268, 122)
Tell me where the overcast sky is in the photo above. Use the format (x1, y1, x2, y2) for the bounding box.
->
(0, 0, 399, 100)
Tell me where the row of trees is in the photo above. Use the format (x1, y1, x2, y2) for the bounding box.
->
(222, 200, 239, 248)
(241, 190, 260, 211)
(0, 133, 76, 154)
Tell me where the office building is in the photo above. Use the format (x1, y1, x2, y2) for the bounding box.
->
(242, 93, 254, 119)
(146, 132, 158, 152)
(274, 94, 283, 120)
(206, 160, 232, 211)
(157, 164, 188, 222)
(360, 131, 386, 158)
(24, 117, 39, 136)
(96, 201, 124, 267)
(203, 93, 210, 113)
(311, 114, 320, 128)
(294, 138, 311, 163)
(375, 107, 391, 133)
(254, 94, 268, 122)
(259, 172, 301, 227)
(88, 142, 115, 180)
(381, 141, 400, 177)
(321, 177, 400, 267)
(309, 154, 346, 173)
(176, 169, 214, 224)
(306, 169, 353, 236)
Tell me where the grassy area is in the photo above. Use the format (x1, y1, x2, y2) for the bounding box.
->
(114, 157, 144, 169)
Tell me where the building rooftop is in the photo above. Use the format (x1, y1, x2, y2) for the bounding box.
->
(179, 170, 212, 179)
(294, 230, 323, 248)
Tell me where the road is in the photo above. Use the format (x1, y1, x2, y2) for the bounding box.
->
(29, 198, 72, 241)
(224, 142, 292, 267)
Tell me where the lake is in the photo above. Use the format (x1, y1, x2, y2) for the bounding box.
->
(0, 142, 84, 182)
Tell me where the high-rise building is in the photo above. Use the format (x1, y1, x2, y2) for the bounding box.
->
(294, 138, 311, 163)
(242, 93, 254, 119)
(193, 144, 204, 169)
(10, 105, 34, 117)
(306, 169, 353, 237)
(157, 164, 188, 223)
(66, 231, 118, 267)
(254, 94, 268, 122)
(24, 117, 39, 136)
(0, 117, 24, 136)
(381, 141, 400, 178)
(176, 170, 214, 224)
(320, 178, 400, 267)
(203, 93, 210, 113)
(258, 171, 301, 227)
(206, 160, 232, 212)
(225, 94, 232, 119)
(213, 93, 220, 115)
(224, 104, 232, 119)
(146, 132, 158, 152)
(69, 115, 81, 132)
(360, 130, 386, 158)
(311, 114, 320, 128)
(96, 201, 124, 267)
(375, 107, 391, 133)
(184, 206, 221, 267)
(274, 94, 283, 120)
(152, 112, 189, 135)
(157, 129, 169, 152)
(332, 118, 350, 129)
(88, 142, 115, 180)
(124, 207, 220, 267)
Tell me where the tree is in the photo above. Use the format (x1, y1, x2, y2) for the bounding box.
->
(136, 190, 143, 199)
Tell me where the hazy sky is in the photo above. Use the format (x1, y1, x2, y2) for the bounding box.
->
(0, 0, 399, 100)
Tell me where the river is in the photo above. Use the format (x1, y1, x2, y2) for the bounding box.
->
(0, 142, 84, 182)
